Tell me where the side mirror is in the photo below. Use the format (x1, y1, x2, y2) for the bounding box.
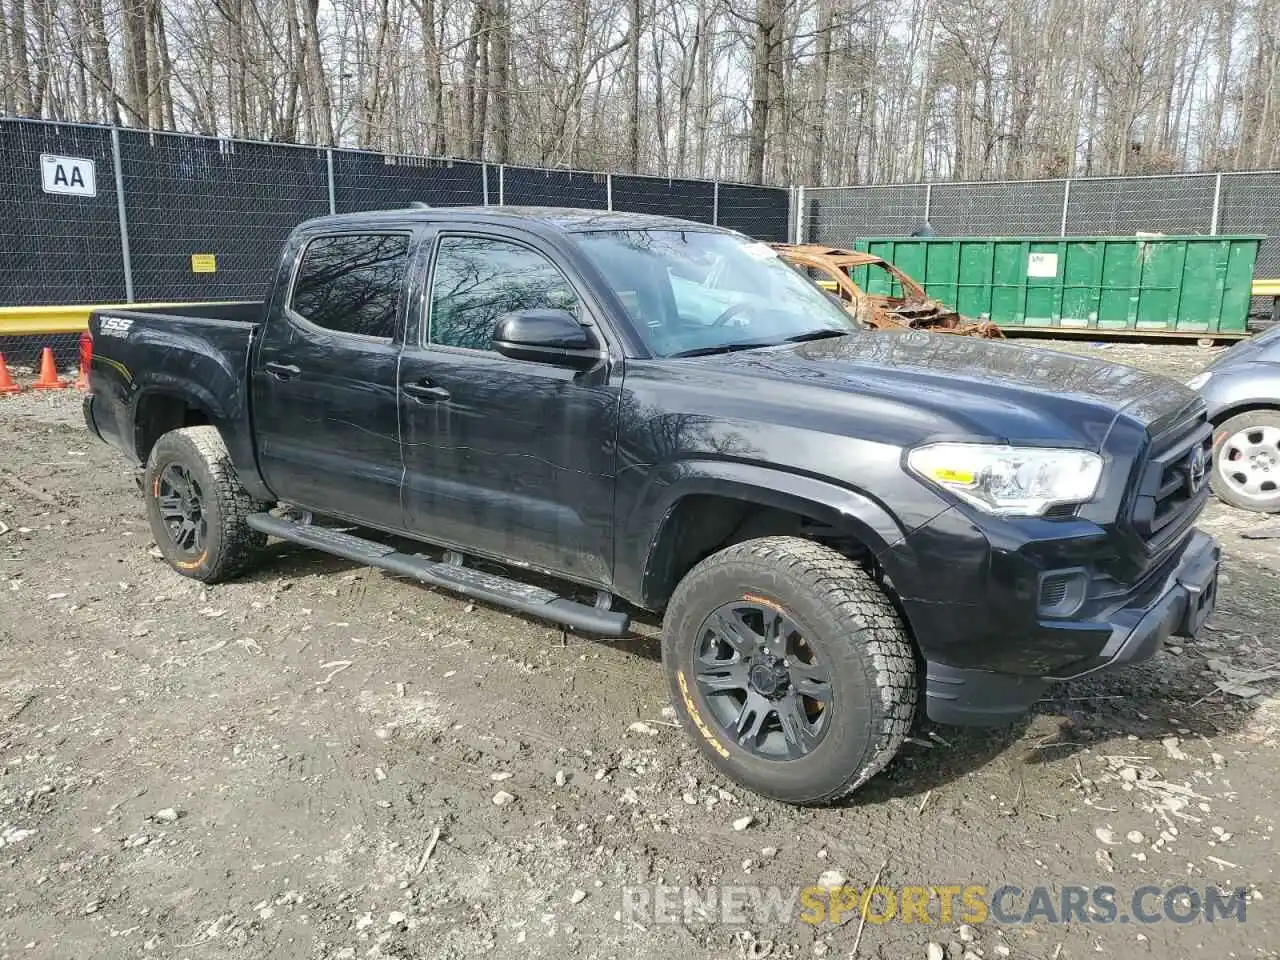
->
(492, 309, 602, 369)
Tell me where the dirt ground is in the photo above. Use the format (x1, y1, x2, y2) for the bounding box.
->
(0, 339, 1277, 960)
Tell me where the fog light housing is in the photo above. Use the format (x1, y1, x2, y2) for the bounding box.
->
(1038, 569, 1087, 617)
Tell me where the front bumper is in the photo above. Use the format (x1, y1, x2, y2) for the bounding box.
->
(924, 529, 1219, 726)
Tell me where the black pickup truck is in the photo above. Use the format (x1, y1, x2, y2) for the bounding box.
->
(85, 207, 1219, 804)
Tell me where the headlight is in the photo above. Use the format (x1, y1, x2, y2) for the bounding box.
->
(907, 443, 1103, 517)
(1186, 371, 1212, 391)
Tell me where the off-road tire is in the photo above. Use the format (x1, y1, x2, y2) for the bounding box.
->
(143, 426, 267, 583)
(1211, 410, 1280, 513)
(661, 536, 917, 804)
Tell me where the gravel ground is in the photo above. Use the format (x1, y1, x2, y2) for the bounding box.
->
(0, 340, 1277, 960)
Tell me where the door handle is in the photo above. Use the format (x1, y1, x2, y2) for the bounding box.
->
(403, 379, 451, 403)
(265, 362, 301, 381)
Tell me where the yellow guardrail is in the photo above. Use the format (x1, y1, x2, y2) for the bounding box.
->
(0, 304, 99, 336)
(0, 302, 247, 337)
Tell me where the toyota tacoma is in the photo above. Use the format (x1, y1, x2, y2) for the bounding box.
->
(83, 207, 1220, 804)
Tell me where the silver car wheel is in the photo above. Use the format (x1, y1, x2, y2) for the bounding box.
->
(1217, 423, 1280, 505)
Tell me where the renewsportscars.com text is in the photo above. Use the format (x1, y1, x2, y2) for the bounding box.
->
(620, 883, 1248, 927)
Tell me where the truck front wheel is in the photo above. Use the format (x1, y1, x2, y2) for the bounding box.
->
(143, 426, 267, 583)
(661, 536, 917, 804)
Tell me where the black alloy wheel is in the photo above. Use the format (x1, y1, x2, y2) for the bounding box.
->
(154, 462, 208, 558)
(143, 426, 267, 582)
(693, 599, 832, 759)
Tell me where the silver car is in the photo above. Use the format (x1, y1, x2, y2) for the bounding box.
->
(1190, 324, 1280, 512)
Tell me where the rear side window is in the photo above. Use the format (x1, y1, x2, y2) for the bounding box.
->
(290, 234, 410, 339)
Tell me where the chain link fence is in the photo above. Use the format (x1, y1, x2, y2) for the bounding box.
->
(716, 183, 791, 242)
(804, 171, 1280, 294)
(610, 174, 715, 223)
(1218, 173, 1280, 276)
(7, 112, 1280, 371)
(0, 121, 127, 307)
(499, 166, 608, 208)
(1066, 175, 1223, 238)
(930, 180, 1065, 236)
(120, 131, 332, 302)
(0, 117, 791, 368)
(333, 151, 485, 213)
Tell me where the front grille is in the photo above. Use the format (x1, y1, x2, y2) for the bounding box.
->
(1086, 541, 1185, 605)
(1130, 413, 1212, 551)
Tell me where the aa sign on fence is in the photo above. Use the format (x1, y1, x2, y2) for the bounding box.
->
(40, 154, 97, 197)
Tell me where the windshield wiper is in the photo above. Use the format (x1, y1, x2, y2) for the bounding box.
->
(668, 340, 779, 358)
(667, 329, 851, 358)
(782, 328, 852, 343)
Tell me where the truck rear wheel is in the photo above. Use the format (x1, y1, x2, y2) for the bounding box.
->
(661, 536, 917, 805)
(143, 426, 267, 583)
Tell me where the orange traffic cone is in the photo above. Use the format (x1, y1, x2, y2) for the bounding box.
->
(0, 354, 21, 395)
(31, 347, 68, 390)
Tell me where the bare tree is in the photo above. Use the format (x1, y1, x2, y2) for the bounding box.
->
(3, 0, 1278, 185)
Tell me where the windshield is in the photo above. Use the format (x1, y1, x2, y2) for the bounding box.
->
(571, 229, 859, 357)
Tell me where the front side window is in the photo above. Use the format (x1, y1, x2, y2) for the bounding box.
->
(428, 235, 580, 350)
(290, 234, 410, 339)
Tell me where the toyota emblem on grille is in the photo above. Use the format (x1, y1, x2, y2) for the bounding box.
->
(1187, 445, 1208, 493)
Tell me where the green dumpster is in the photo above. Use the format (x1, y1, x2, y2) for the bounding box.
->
(849, 236, 1264, 336)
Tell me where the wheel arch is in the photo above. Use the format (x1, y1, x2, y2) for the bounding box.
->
(130, 379, 272, 502)
(131, 386, 221, 463)
(627, 461, 916, 611)
(1209, 401, 1280, 430)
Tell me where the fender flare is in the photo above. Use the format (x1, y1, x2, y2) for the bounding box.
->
(128, 377, 271, 501)
(625, 459, 921, 608)
(131, 376, 234, 439)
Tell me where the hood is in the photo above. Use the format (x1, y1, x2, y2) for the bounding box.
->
(1207, 323, 1280, 370)
(696, 331, 1199, 450)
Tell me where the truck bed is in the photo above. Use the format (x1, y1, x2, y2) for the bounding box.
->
(85, 301, 266, 491)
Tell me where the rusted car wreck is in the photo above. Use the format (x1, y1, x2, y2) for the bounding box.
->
(773, 244, 1003, 338)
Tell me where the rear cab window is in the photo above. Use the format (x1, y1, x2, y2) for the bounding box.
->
(289, 234, 411, 340)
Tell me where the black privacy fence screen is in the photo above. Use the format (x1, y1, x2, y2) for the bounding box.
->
(4, 114, 1278, 368)
(0, 117, 794, 311)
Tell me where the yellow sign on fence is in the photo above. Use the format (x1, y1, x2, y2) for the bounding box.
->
(190, 254, 217, 274)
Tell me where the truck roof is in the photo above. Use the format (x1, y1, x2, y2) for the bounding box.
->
(296, 205, 729, 236)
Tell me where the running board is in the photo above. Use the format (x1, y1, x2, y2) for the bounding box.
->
(246, 513, 631, 637)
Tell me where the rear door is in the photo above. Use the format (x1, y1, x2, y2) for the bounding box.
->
(251, 231, 413, 529)
(397, 230, 621, 586)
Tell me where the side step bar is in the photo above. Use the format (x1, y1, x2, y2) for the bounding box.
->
(246, 513, 631, 637)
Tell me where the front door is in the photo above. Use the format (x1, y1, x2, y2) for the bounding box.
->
(397, 231, 620, 586)
(251, 231, 412, 530)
